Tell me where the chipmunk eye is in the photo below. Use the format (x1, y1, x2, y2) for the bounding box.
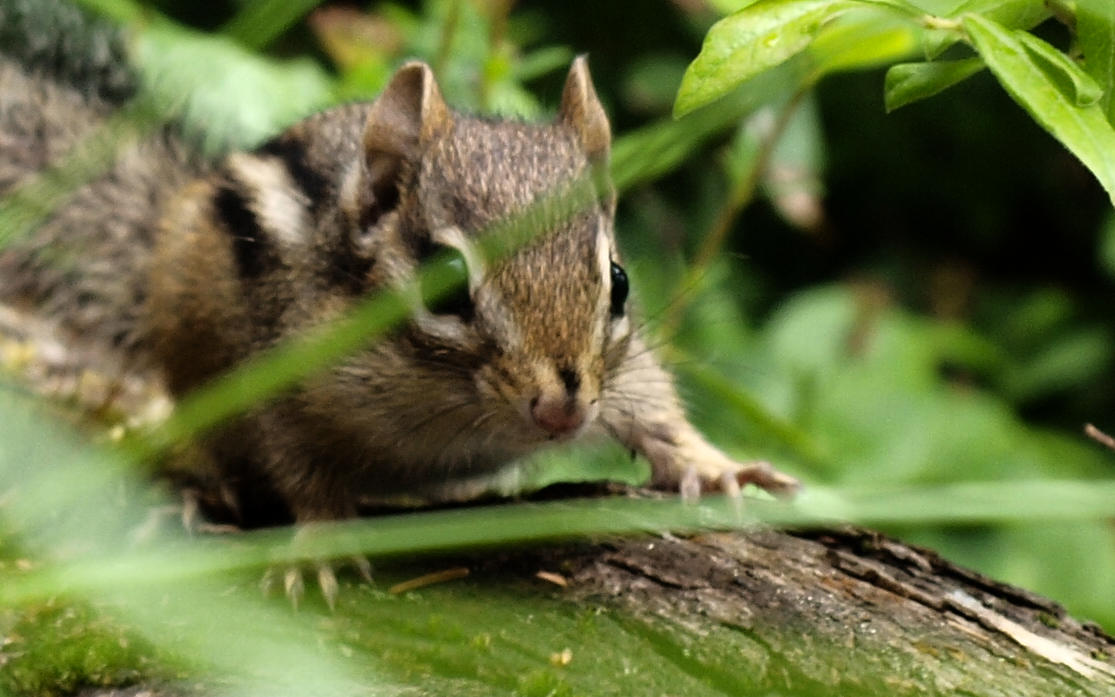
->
(421, 247, 474, 319)
(609, 261, 628, 317)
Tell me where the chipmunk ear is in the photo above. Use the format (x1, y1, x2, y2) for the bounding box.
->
(364, 61, 452, 162)
(351, 62, 453, 250)
(558, 55, 610, 163)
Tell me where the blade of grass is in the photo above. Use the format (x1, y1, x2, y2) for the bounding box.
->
(7, 478, 1115, 605)
(220, 0, 325, 50)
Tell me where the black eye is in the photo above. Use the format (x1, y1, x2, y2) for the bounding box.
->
(421, 247, 473, 319)
(609, 261, 628, 317)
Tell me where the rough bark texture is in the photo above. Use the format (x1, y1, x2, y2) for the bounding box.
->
(59, 521, 1115, 697)
(457, 526, 1115, 696)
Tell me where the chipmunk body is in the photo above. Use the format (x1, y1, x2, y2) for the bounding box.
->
(1, 1, 797, 536)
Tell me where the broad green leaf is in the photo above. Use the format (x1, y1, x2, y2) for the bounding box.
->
(707, 0, 924, 12)
(805, 9, 920, 77)
(945, 0, 1047, 23)
(858, 0, 930, 14)
(135, 23, 333, 153)
(1016, 31, 1103, 107)
(884, 57, 984, 111)
(706, 0, 763, 12)
(924, 0, 1048, 58)
(907, 0, 959, 11)
(618, 64, 798, 188)
(962, 13, 1115, 206)
(675, 0, 860, 117)
(1000, 328, 1113, 401)
(1077, 0, 1115, 124)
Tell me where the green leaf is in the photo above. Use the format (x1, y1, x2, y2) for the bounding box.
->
(884, 57, 985, 111)
(806, 8, 920, 77)
(924, 0, 1049, 59)
(1001, 328, 1113, 401)
(1077, 0, 1115, 124)
(674, 0, 860, 117)
(1016, 31, 1104, 107)
(617, 64, 799, 189)
(962, 13, 1115, 206)
(705, 0, 764, 13)
(220, 0, 324, 50)
(946, 0, 1048, 24)
(135, 23, 333, 153)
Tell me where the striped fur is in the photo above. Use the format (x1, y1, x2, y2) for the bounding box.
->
(2, 17, 798, 534)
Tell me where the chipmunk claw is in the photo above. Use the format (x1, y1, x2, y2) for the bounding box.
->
(284, 566, 306, 609)
(647, 428, 801, 501)
(679, 465, 702, 504)
(696, 459, 800, 499)
(128, 487, 242, 547)
(259, 564, 307, 610)
(260, 563, 315, 610)
(679, 462, 773, 509)
(261, 555, 373, 611)
(730, 460, 800, 498)
(351, 554, 374, 584)
(317, 562, 339, 611)
(719, 470, 742, 499)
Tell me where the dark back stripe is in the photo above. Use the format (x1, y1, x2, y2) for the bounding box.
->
(258, 137, 331, 215)
(213, 183, 273, 279)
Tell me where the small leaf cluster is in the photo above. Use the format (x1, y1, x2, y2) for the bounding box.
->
(676, 0, 1115, 204)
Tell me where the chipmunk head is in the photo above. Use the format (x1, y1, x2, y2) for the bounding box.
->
(348, 57, 632, 447)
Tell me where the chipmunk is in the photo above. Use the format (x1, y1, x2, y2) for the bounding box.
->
(0, 0, 798, 606)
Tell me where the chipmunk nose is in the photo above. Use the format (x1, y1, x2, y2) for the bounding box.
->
(530, 366, 585, 437)
(530, 395, 585, 437)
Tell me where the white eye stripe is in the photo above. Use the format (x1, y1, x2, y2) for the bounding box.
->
(595, 216, 613, 290)
(610, 314, 631, 342)
(594, 215, 624, 347)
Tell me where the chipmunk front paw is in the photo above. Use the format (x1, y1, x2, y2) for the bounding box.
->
(639, 423, 800, 502)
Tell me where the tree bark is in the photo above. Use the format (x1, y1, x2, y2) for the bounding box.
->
(54, 489, 1115, 697)
(457, 524, 1115, 697)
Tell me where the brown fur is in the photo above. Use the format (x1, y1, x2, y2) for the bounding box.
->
(1, 52, 798, 528)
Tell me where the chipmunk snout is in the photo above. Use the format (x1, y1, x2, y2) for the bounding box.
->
(529, 367, 588, 438)
(530, 395, 585, 437)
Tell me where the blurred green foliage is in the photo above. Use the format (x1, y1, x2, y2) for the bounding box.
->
(3, 0, 1115, 694)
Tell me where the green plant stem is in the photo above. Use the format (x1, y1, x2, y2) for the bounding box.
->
(8, 479, 1115, 605)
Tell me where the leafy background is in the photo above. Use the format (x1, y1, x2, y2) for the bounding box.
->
(3, 0, 1115, 694)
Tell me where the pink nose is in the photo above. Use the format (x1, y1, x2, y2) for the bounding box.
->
(530, 397, 585, 437)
